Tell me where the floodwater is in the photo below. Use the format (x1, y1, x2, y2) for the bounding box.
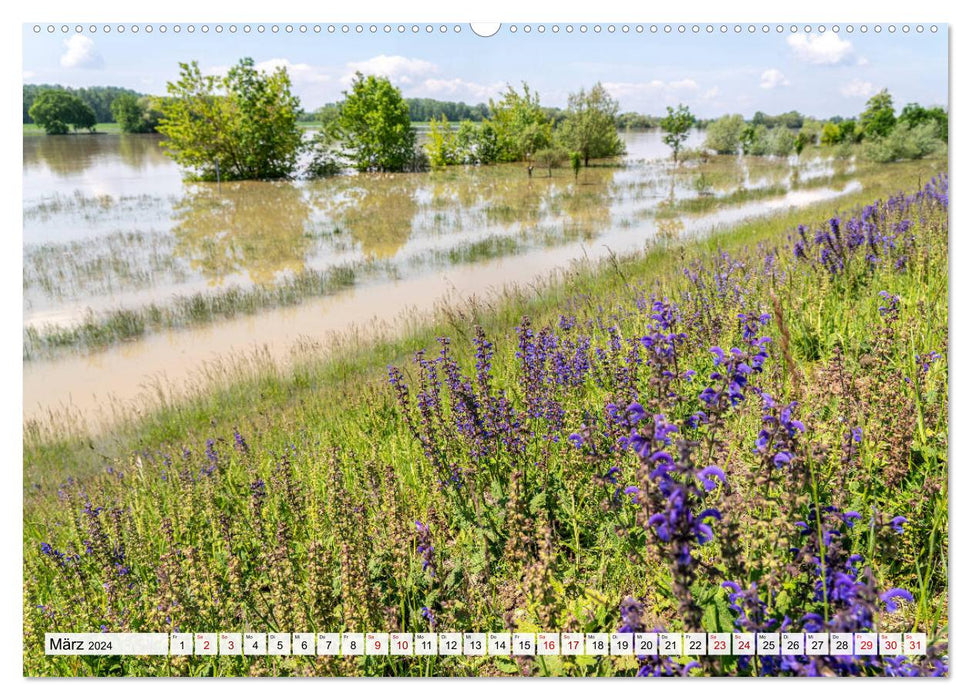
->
(23, 129, 860, 425)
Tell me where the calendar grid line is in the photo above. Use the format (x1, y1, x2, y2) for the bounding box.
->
(45, 631, 930, 657)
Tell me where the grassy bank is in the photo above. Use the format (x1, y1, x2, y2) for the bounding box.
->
(23, 123, 124, 135)
(24, 160, 948, 676)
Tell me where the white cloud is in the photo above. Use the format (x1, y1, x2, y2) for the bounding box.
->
(210, 59, 329, 83)
(840, 79, 877, 98)
(254, 58, 330, 84)
(602, 79, 700, 101)
(343, 55, 437, 85)
(60, 35, 103, 69)
(787, 33, 854, 65)
(23, 70, 36, 81)
(599, 79, 716, 113)
(667, 79, 699, 92)
(759, 69, 789, 89)
(420, 78, 504, 102)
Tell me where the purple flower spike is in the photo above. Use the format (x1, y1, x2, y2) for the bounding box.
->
(698, 466, 726, 491)
(648, 513, 671, 542)
(881, 588, 914, 612)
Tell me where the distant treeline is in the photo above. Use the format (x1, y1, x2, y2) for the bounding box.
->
(23, 84, 142, 124)
(23, 82, 931, 139)
(406, 98, 491, 122)
(312, 102, 715, 130)
(306, 98, 491, 124)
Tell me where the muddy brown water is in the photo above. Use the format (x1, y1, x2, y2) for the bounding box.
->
(23, 129, 858, 426)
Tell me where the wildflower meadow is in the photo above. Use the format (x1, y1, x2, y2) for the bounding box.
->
(24, 175, 948, 677)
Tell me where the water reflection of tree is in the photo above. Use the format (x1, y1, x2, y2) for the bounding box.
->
(419, 163, 615, 240)
(115, 134, 169, 171)
(23, 135, 94, 176)
(555, 166, 614, 239)
(22, 133, 169, 176)
(310, 173, 419, 260)
(172, 181, 313, 285)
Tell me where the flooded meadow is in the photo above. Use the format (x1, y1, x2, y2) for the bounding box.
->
(23, 129, 864, 424)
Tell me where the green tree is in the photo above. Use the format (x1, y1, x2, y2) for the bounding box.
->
(860, 89, 896, 139)
(28, 90, 96, 134)
(898, 103, 928, 130)
(111, 94, 162, 133)
(740, 124, 770, 155)
(820, 122, 842, 146)
(534, 146, 568, 177)
(425, 115, 460, 167)
(454, 120, 498, 164)
(776, 110, 804, 129)
(798, 119, 822, 148)
(862, 121, 942, 163)
(24, 84, 142, 123)
(900, 103, 948, 143)
(487, 83, 553, 163)
(767, 128, 796, 157)
(838, 119, 861, 143)
(927, 107, 949, 142)
(111, 94, 140, 132)
(559, 83, 624, 166)
(659, 104, 695, 163)
(570, 151, 582, 181)
(335, 73, 417, 172)
(158, 58, 303, 181)
(794, 131, 809, 155)
(315, 103, 342, 126)
(703, 114, 745, 154)
(303, 130, 344, 178)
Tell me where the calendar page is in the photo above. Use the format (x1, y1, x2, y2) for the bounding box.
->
(20, 9, 949, 681)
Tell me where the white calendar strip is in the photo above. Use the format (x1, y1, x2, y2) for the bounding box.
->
(46, 632, 929, 657)
(45, 633, 170, 656)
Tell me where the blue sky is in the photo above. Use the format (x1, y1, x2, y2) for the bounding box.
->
(22, 24, 948, 118)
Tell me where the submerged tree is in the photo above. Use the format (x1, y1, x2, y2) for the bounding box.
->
(335, 73, 417, 173)
(158, 58, 304, 181)
(659, 103, 695, 163)
(111, 94, 163, 133)
(28, 90, 96, 134)
(488, 82, 553, 164)
(534, 146, 568, 177)
(704, 114, 745, 155)
(425, 115, 460, 168)
(570, 151, 582, 181)
(559, 83, 624, 166)
(455, 120, 500, 164)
